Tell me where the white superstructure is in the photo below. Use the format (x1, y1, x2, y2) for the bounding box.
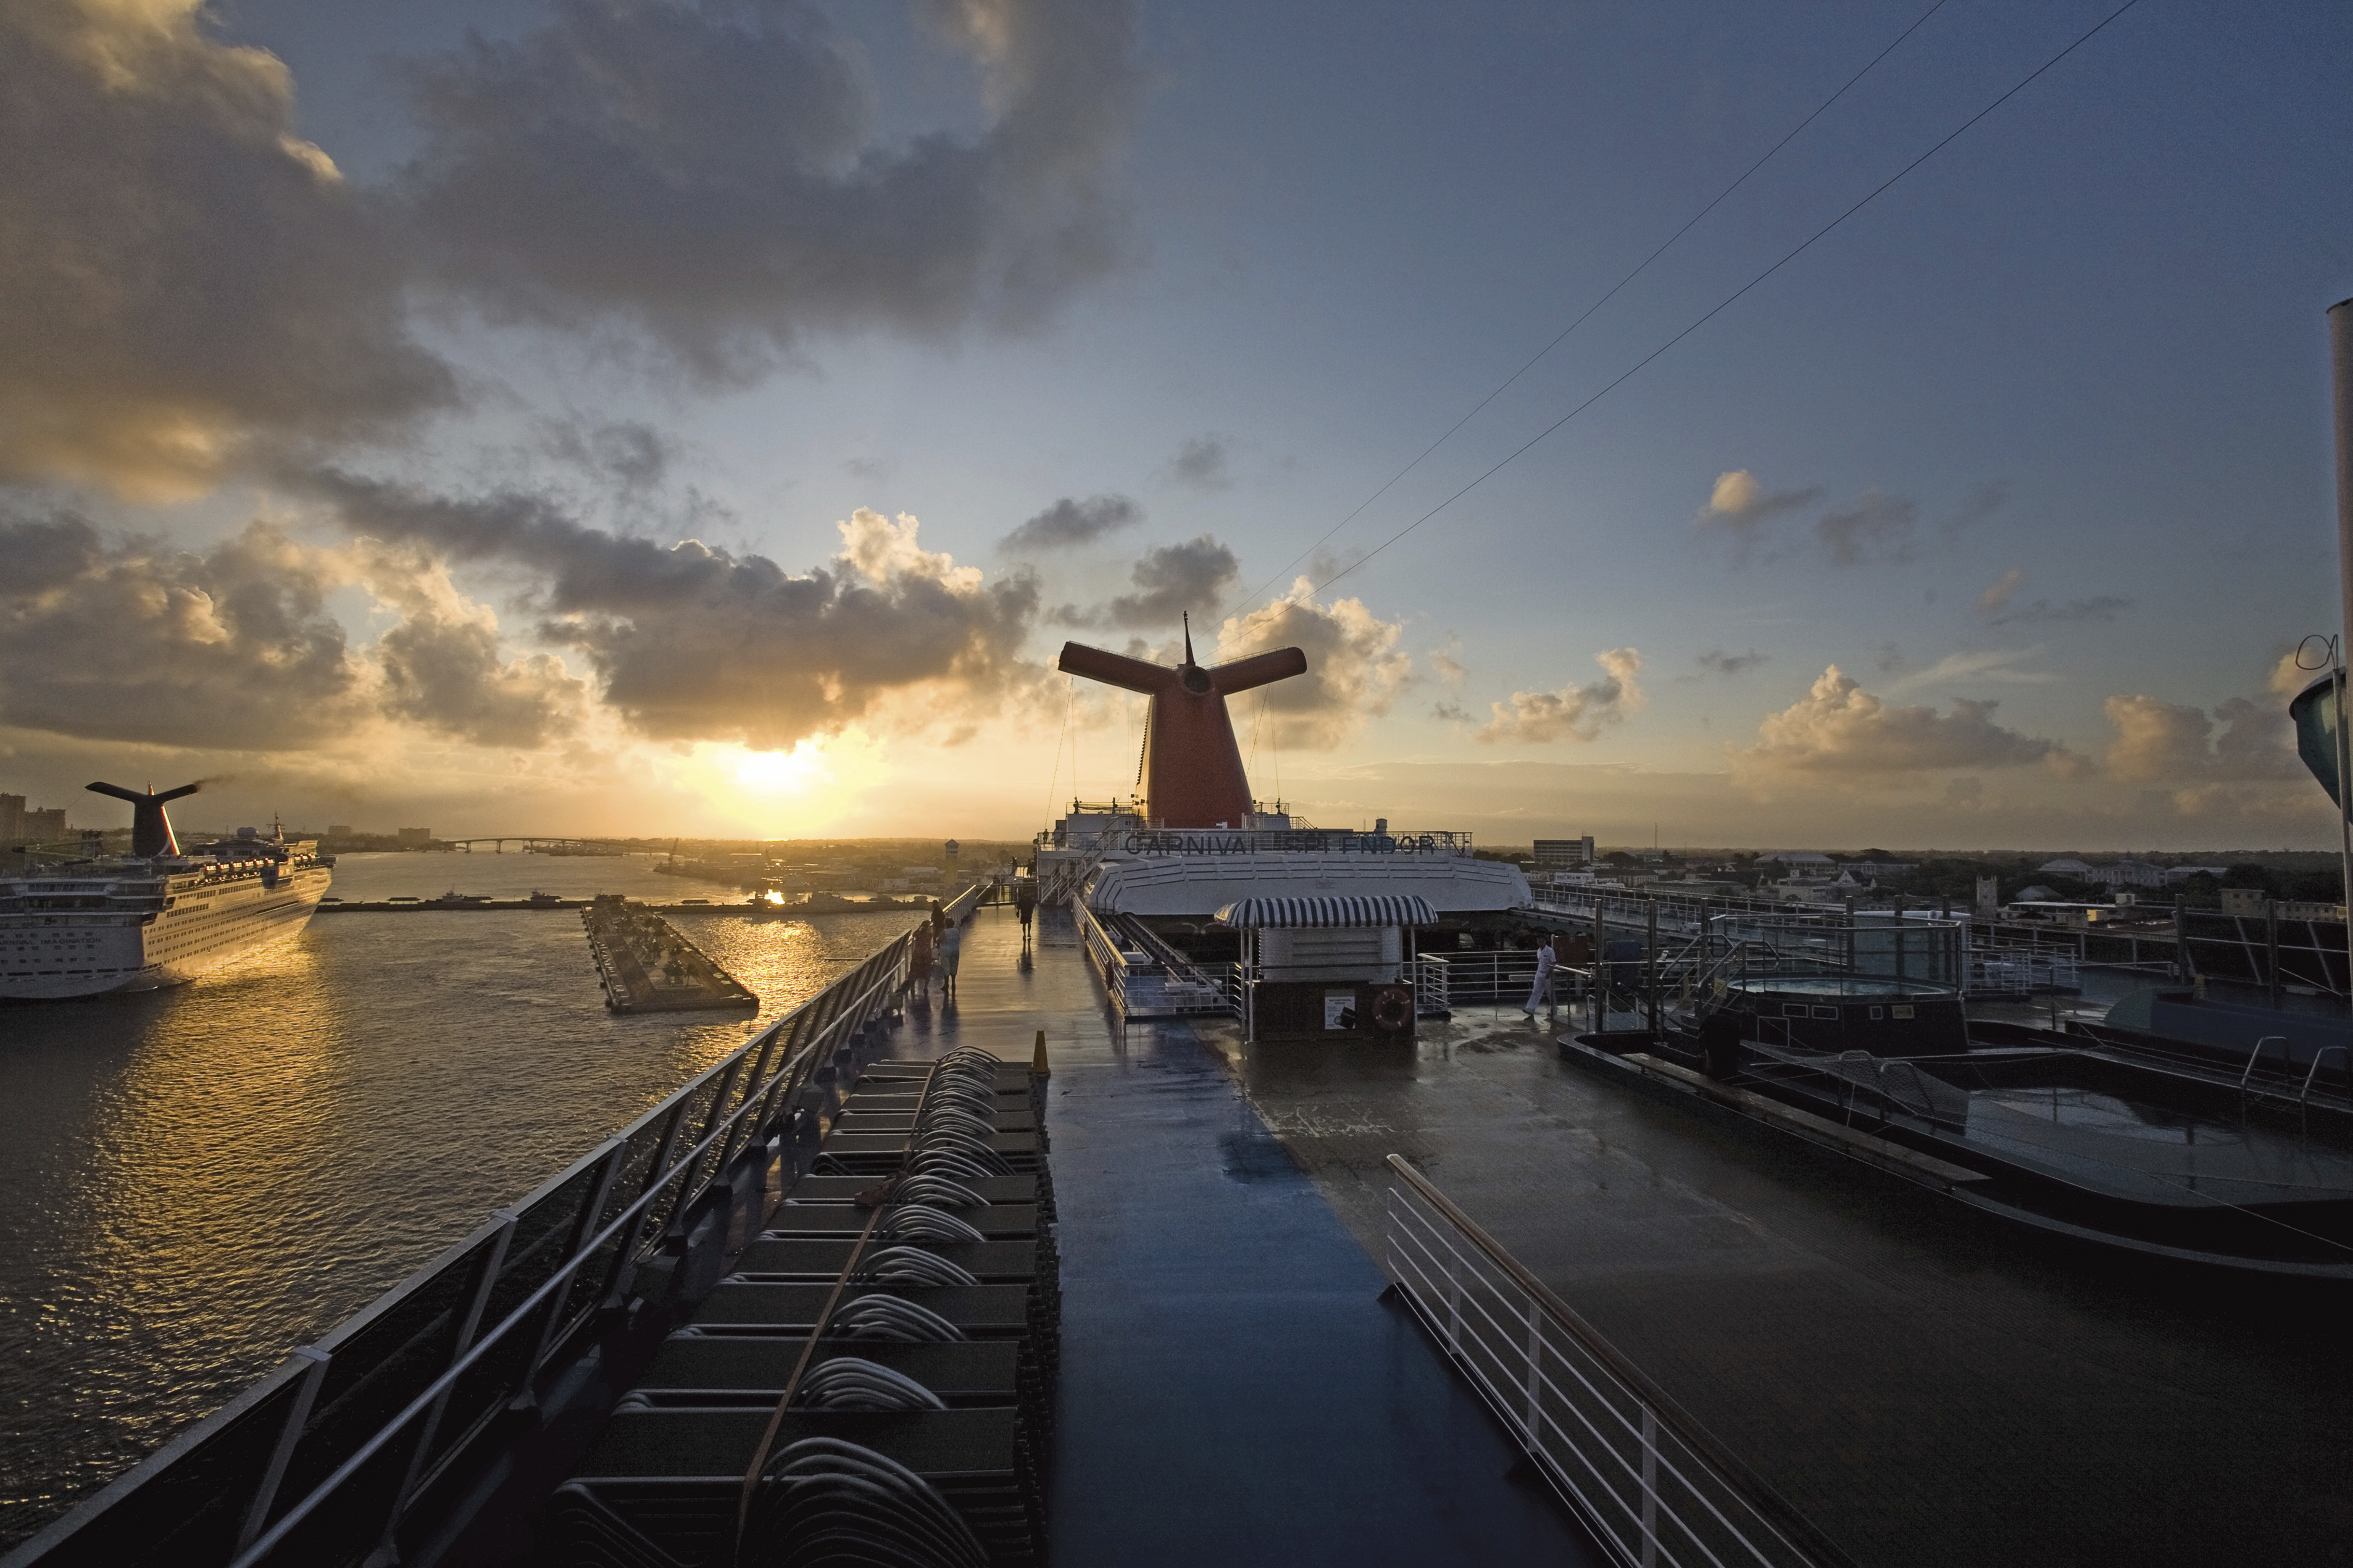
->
(0, 836, 331, 1000)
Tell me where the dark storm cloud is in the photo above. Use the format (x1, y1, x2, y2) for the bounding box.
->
(304, 471, 1042, 747)
(1054, 535, 1239, 629)
(398, 0, 1146, 383)
(999, 493, 1142, 553)
(0, 1, 453, 494)
(0, 0, 1142, 497)
(358, 545, 588, 749)
(0, 510, 364, 746)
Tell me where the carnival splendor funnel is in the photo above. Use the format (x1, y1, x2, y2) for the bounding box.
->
(1058, 620, 1306, 829)
(86, 780, 200, 858)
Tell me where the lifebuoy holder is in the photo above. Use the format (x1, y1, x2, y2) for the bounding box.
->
(1369, 984, 1414, 1035)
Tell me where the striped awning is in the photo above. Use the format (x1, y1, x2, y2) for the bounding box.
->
(1212, 894, 1437, 929)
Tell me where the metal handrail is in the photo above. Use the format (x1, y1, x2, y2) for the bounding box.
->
(1382, 1155, 1852, 1568)
(2301, 1045, 2350, 1105)
(2240, 1035, 2291, 1088)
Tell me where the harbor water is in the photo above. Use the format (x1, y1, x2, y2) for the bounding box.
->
(0, 853, 918, 1547)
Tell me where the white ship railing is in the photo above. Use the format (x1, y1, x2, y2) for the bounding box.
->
(1076, 901, 1238, 1020)
(1382, 1156, 1852, 1568)
(3, 932, 920, 1568)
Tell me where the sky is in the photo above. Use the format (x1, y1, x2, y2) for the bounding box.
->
(3, 0, 2350, 851)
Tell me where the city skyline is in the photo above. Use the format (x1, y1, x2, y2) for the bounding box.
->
(3, 0, 2350, 849)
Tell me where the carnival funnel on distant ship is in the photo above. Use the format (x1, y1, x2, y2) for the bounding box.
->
(1058, 618, 1306, 829)
(86, 781, 200, 858)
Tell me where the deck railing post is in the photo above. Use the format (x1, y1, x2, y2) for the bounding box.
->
(599, 1097, 692, 1305)
(1524, 1297, 1543, 1438)
(1446, 1243, 1463, 1353)
(382, 1211, 518, 1548)
(523, 1140, 628, 1379)
(233, 1346, 331, 1554)
(1640, 1402, 1660, 1568)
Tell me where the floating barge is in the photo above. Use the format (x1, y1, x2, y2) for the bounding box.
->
(583, 894, 758, 1014)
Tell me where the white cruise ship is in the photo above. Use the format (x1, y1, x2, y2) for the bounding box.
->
(0, 781, 331, 1001)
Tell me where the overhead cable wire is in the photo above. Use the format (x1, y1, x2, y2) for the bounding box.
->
(1307, 0, 2146, 602)
(1222, 0, 1953, 622)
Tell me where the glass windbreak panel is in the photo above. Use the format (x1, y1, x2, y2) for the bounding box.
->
(497, 1166, 597, 1308)
(39, 1372, 305, 1568)
(245, 1406, 429, 1568)
(284, 1236, 490, 1506)
(424, 1310, 544, 1478)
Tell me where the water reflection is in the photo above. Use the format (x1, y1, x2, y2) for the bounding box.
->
(0, 852, 918, 1546)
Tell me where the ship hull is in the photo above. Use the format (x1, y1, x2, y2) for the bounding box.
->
(0, 865, 329, 1002)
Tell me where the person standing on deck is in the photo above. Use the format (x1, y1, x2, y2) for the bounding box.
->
(909, 920, 934, 1005)
(940, 919, 963, 1000)
(1522, 932, 1557, 1017)
(1013, 879, 1037, 958)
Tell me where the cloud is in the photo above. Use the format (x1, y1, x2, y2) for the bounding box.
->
(1885, 648, 2060, 693)
(1431, 700, 1472, 723)
(1978, 567, 2026, 614)
(0, 511, 369, 746)
(397, 0, 1145, 384)
(1696, 469, 1820, 552)
(1477, 650, 1645, 744)
(358, 545, 586, 748)
(1937, 481, 2008, 538)
(1696, 647, 1768, 677)
(302, 471, 1042, 748)
(1814, 490, 1919, 565)
(1990, 594, 2133, 627)
(1161, 434, 1233, 492)
(1431, 634, 1468, 688)
(1214, 581, 1411, 749)
(537, 418, 679, 493)
(2103, 693, 2298, 784)
(1740, 666, 2059, 776)
(0, 0, 453, 495)
(1056, 535, 1238, 628)
(999, 493, 1142, 553)
(2273, 650, 2327, 698)
(1699, 472, 2002, 568)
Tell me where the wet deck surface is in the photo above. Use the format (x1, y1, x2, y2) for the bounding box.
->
(916, 909, 2353, 1565)
(1207, 994, 2353, 1568)
(903, 909, 1595, 1565)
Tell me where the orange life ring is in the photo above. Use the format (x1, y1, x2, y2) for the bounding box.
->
(1370, 985, 1413, 1034)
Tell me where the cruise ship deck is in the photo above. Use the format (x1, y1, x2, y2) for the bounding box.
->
(900, 909, 1592, 1564)
(944, 902, 2350, 1566)
(18, 902, 2351, 1567)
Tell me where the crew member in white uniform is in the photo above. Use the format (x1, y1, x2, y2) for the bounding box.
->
(1522, 932, 1557, 1016)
